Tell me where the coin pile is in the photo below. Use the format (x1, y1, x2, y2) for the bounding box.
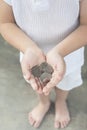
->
(31, 62, 54, 86)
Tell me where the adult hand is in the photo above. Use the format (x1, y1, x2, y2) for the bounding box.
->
(43, 48, 66, 95)
(21, 47, 46, 93)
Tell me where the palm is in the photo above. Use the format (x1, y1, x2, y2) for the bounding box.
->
(21, 48, 46, 93)
(23, 48, 45, 68)
(43, 49, 66, 95)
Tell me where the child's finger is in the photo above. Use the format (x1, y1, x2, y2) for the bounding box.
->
(24, 74, 39, 91)
(21, 60, 31, 80)
(29, 76, 38, 90)
(35, 78, 43, 94)
(43, 70, 62, 93)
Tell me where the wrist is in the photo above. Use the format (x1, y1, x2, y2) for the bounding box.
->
(52, 46, 65, 58)
(22, 40, 42, 54)
(25, 45, 44, 57)
(23, 44, 40, 53)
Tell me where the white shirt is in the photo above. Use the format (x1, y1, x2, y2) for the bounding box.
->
(4, 0, 84, 75)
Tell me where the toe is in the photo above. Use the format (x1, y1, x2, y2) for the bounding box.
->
(65, 119, 70, 126)
(34, 120, 41, 128)
(54, 121, 60, 129)
(60, 121, 65, 129)
(61, 121, 67, 128)
(28, 113, 35, 126)
(60, 119, 70, 128)
(63, 121, 68, 128)
(67, 117, 70, 123)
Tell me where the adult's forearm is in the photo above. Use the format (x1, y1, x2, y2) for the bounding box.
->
(0, 23, 39, 53)
(55, 25, 87, 57)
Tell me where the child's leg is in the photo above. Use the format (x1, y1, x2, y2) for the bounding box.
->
(28, 93, 50, 128)
(54, 67, 83, 128)
(54, 87, 70, 129)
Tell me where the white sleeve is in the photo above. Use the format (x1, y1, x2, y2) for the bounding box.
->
(4, 0, 12, 5)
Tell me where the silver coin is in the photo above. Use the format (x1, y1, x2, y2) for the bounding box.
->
(31, 65, 41, 77)
(40, 62, 54, 74)
(40, 72, 52, 86)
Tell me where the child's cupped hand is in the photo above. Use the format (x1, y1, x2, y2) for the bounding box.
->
(21, 47, 46, 94)
(21, 46, 65, 95)
(43, 48, 66, 95)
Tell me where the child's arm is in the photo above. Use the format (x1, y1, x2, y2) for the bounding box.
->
(0, 0, 41, 53)
(54, 0, 87, 57)
(0, 0, 45, 93)
(43, 0, 87, 95)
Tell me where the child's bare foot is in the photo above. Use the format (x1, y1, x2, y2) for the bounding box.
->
(54, 100, 70, 129)
(28, 102, 50, 128)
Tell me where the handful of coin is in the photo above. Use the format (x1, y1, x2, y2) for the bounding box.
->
(31, 62, 54, 86)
